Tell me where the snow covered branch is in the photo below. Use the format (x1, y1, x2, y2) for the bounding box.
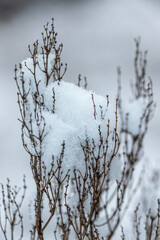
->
(0, 19, 156, 240)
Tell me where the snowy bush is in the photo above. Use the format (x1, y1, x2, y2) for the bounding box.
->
(0, 19, 158, 240)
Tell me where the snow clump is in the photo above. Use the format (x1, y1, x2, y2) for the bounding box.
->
(18, 54, 122, 179)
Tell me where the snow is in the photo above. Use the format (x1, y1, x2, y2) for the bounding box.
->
(123, 97, 149, 135)
(19, 54, 121, 179)
(18, 52, 151, 182)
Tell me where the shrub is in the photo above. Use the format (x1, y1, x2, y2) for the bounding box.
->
(0, 18, 157, 240)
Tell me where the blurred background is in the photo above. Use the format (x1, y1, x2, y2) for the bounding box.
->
(0, 0, 160, 238)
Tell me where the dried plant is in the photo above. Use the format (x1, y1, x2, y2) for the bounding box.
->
(0, 176, 26, 240)
(0, 19, 157, 240)
(121, 199, 160, 240)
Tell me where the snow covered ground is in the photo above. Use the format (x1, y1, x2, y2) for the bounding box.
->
(0, 0, 160, 238)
